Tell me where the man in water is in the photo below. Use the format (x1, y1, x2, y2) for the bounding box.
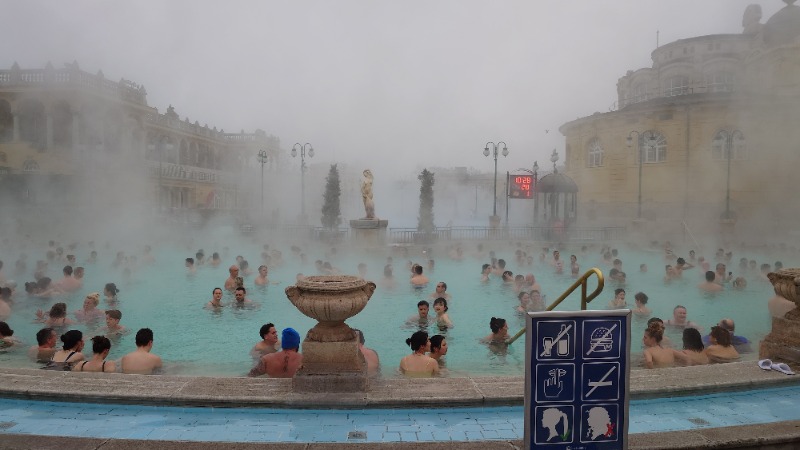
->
(407, 300, 431, 327)
(233, 287, 255, 306)
(703, 318, 751, 353)
(698, 271, 724, 293)
(353, 328, 380, 377)
(251, 323, 280, 358)
(410, 264, 429, 287)
(665, 305, 702, 331)
(429, 281, 451, 301)
(54, 265, 81, 293)
(121, 328, 163, 375)
(28, 327, 57, 363)
(224, 265, 240, 291)
(248, 328, 303, 378)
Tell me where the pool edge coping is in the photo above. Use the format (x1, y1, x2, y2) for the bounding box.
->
(0, 361, 797, 408)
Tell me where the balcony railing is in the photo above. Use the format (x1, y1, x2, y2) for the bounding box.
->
(387, 226, 626, 244)
(0, 65, 147, 105)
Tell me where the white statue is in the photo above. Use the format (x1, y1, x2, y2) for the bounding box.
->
(742, 4, 763, 35)
(361, 169, 375, 219)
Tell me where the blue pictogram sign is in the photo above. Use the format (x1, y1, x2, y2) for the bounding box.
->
(525, 310, 631, 450)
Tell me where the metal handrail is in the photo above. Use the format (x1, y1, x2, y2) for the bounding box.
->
(507, 268, 605, 345)
(682, 221, 702, 253)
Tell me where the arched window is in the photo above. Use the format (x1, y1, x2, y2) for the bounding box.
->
(587, 138, 603, 168)
(638, 131, 667, 163)
(18, 99, 46, 149)
(705, 71, 735, 93)
(0, 99, 12, 142)
(664, 75, 690, 97)
(22, 158, 39, 172)
(711, 130, 746, 160)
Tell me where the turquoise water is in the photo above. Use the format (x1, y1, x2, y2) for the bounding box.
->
(1, 385, 799, 442)
(0, 231, 780, 376)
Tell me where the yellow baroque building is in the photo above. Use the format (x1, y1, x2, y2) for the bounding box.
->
(0, 61, 281, 215)
(560, 1, 800, 236)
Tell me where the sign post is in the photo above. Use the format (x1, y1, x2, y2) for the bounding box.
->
(525, 310, 631, 450)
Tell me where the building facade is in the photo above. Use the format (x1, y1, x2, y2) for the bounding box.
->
(0, 61, 282, 215)
(559, 2, 800, 235)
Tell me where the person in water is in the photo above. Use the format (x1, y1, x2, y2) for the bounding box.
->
(248, 328, 303, 378)
(642, 320, 674, 369)
(399, 331, 439, 377)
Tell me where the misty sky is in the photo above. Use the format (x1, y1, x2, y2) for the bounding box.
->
(2, 0, 782, 178)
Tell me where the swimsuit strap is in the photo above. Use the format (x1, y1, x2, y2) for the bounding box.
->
(64, 351, 77, 362)
(80, 361, 88, 371)
(102, 361, 106, 372)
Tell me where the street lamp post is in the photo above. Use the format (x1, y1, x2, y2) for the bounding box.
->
(719, 129, 742, 220)
(483, 141, 508, 218)
(291, 143, 314, 222)
(257, 150, 268, 216)
(626, 131, 657, 220)
(533, 161, 539, 223)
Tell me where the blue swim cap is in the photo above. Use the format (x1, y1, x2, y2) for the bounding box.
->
(281, 328, 301, 350)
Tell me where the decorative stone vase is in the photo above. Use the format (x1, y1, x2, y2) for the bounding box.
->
(285, 275, 376, 342)
(767, 269, 800, 307)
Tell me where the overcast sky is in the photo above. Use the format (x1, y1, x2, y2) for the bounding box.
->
(2, 0, 783, 178)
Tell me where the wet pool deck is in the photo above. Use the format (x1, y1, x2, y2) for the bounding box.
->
(0, 361, 799, 449)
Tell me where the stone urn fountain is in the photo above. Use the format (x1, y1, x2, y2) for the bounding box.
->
(285, 275, 376, 392)
(760, 269, 800, 363)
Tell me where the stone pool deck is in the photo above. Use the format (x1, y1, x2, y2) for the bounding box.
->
(0, 362, 799, 449)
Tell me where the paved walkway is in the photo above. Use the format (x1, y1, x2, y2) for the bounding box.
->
(1, 385, 800, 443)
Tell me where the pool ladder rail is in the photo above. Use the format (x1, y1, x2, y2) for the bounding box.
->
(507, 268, 605, 345)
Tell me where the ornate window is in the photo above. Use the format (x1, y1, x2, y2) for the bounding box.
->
(711, 130, 746, 160)
(637, 131, 667, 163)
(22, 158, 40, 172)
(664, 75, 690, 97)
(705, 71, 735, 93)
(587, 138, 603, 168)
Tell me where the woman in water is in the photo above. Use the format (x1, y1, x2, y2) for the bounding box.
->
(704, 326, 740, 363)
(74, 293, 105, 323)
(432, 297, 453, 329)
(72, 336, 116, 373)
(47, 329, 85, 369)
(0, 321, 16, 348)
(672, 328, 709, 366)
(399, 331, 439, 377)
(516, 291, 531, 313)
(482, 317, 509, 344)
(428, 334, 448, 367)
(104, 283, 119, 306)
(642, 320, 674, 368)
(36, 302, 74, 328)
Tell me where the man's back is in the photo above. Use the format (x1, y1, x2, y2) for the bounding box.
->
(259, 350, 303, 378)
(121, 349, 162, 374)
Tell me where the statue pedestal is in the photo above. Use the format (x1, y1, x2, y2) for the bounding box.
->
(293, 336, 369, 392)
(489, 215, 501, 229)
(349, 219, 388, 247)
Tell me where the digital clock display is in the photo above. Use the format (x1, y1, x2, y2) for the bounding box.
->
(509, 175, 534, 199)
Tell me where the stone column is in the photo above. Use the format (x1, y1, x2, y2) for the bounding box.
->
(761, 269, 800, 364)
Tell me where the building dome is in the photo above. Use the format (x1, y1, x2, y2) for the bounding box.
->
(763, 1, 800, 47)
(536, 172, 578, 193)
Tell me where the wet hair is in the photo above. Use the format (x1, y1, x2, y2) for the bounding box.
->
(196, 252, 204, 259)
(258, 265, 268, 272)
(430, 334, 446, 352)
(673, 305, 686, 312)
(647, 317, 664, 327)
(353, 328, 366, 345)
(433, 297, 448, 312)
(37, 277, 52, 290)
(0, 321, 13, 337)
(36, 327, 54, 345)
(49, 302, 67, 318)
(614, 288, 625, 296)
(212, 252, 220, 260)
(135, 328, 154, 347)
(236, 286, 246, 295)
(490, 317, 507, 334)
(634, 292, 648, 304)
(105, 309, 122, 321)
(613, 259, 622, 266)
(437, 281, 447, 290)
(481, 263, 490, 273)
(240, 260, 249, 271)
(212, 287, 222, 294)
(417, 300, 430, 308)
(105, 283, 119, 295)
(719, 318, 735, 333)
(682, 328, 704, 352)
(710, 326, 732, 347)
(91, 335, 112, 354)
(609, 268, 619, 277)
(63, 265, 73, 276)
(775, 261, 784, 270)
(518, 291, 530, 301)
(259, 323, 275, 338)
(185, 258, 194, 265)
(644, 320, 664, 343)
(406, 331, 429, 351)
(60, 330, 83, 350)
(414, 265, 423, 275)
(676, 258, 686, 265)
(497, 259, 506, 268)
(705, 271, 715, 282)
